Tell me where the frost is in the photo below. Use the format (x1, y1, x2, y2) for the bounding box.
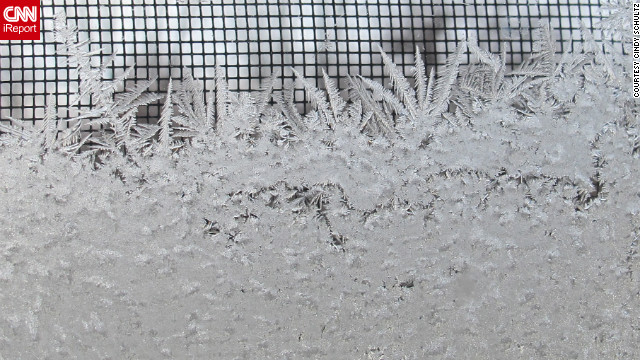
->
(0, 4, 639, 359)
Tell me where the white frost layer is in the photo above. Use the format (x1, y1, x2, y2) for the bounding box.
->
(0, 5, 639, 359)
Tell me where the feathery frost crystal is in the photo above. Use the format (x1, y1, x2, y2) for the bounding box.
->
(0, 3, 639, 358)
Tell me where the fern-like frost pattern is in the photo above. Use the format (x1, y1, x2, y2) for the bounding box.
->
(0, 5, 638, 359)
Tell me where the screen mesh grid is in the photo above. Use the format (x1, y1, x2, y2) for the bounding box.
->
(0, 0, 608, 127)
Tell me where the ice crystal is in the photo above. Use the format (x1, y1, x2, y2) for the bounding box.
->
(0, 3, 638, 359)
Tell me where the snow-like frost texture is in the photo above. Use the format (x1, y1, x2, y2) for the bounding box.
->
(1, 5, 639, 359)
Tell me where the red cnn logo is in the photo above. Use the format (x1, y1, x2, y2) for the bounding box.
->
(0, 1, 41, 41)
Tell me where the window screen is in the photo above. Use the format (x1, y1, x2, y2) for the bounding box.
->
(0, 0, 608, 127)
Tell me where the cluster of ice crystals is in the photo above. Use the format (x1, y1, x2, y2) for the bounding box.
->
(0, 4, 638, 359)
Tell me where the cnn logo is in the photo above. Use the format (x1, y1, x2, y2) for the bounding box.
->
(4, 6, 38, 22)
(0, 1, 40, 41)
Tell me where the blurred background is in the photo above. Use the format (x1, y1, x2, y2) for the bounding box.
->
(0, 0, 612, 127)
